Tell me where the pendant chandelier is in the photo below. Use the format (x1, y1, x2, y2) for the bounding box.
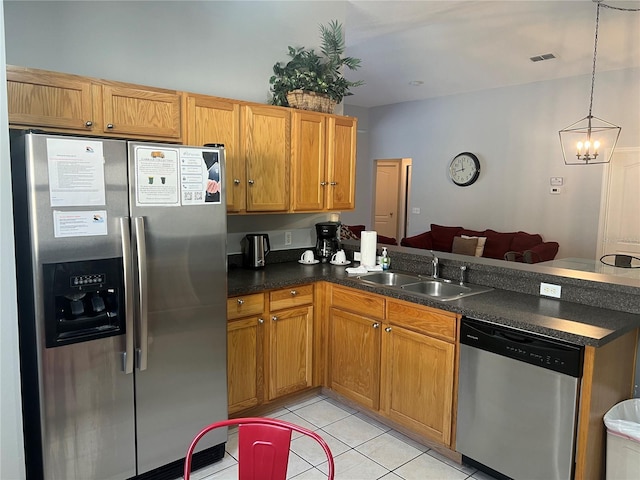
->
(559, 1, 639, 165)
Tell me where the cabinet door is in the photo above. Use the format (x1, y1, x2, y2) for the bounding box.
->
(329, 307, 381, 410)
(227, 316, 264, 414)
(242, 105, 290, 212)
(186, 95, 244, 212)
(102, 85, 182, 140)
(7, 66, 94, 131)
(291, 111, 326, 211)
(267, 305, 313, 400)
(326, 116, 357, 210)
(380, 325, 455, 445)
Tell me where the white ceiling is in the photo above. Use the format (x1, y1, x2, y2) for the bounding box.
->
(342, 0, 640, 107)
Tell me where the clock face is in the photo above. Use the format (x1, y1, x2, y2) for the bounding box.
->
(449, 152, 480, 186)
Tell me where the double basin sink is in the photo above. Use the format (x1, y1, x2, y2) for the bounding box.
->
(356, 271, 493, 301)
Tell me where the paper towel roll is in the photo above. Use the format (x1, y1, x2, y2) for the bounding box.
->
(360, 231, 377, 267)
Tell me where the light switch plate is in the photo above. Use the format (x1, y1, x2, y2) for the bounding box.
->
(550, 176, 564, 186)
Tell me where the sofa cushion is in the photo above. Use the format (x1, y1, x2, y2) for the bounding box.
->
(461, 235, 487, 256)
(452, 236, 479, 256)
(510, 231, 543, 252)
(460, 228, 486, 237)
(430, 224, 463, 252)
(401, 231, 433, 249)
(483, 230, 516, 259)
(377, 234, 397, 246)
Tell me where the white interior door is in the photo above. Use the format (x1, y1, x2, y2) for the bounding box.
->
(374, 161, 401, 238)
(597, 147, 640, 258)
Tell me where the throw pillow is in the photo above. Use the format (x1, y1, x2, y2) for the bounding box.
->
(461, 235, 487, 257)
(339, 224, 364, 240)
(451, 236, 478, 256)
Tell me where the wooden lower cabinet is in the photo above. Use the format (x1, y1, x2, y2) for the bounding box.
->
(380, 324, 455, 445)
(327, 284, 458, 447)
(227, 316, 264, 414)
(267, 305, 314, 400)
(329, 307, 382, 410)
(228, 286, 315, 414)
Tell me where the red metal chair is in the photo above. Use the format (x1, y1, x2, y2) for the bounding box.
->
(184, 417, 335, 480)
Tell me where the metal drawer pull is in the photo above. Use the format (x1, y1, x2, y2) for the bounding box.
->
(106, 123, 114, 129)
(85, 121, 93, 127)
(272, 316, 278, 321)
(233, 179, 241, 185)
(385, 327, 392, 332)
(372, 323, 380, 328)
(258, 318, 264, 324)
(237, 299, 244, 305)
(290, 290, 297, 296)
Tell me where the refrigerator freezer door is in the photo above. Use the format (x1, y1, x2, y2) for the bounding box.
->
(15, 133, 136, 479)
(128, 143, 228, 474)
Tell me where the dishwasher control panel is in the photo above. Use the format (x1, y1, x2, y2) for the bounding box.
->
(460, 317, 583, 377)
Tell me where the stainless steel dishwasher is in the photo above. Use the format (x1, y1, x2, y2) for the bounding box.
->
(456, 317, 583, 480)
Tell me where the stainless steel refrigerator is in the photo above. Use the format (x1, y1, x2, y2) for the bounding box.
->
(10, 131, 228, 479)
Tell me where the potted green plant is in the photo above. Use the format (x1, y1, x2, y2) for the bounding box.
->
(269, 20, 364, 113)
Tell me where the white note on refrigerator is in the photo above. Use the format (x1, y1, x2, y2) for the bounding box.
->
(47, 138, 106, 207)
(53, 210, 108, 238)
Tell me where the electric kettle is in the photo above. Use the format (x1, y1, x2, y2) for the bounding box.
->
(242, 233, 271, 269)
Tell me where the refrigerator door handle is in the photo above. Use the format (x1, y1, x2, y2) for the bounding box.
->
(119, 217, 134, 374)
(134, 216, 149, 371)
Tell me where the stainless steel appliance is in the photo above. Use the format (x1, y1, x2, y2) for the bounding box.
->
(10, 131, 228, 480)
(241, 233, 270, 269)
(315, 221, 340, 263)
(456, 317, 582, 480)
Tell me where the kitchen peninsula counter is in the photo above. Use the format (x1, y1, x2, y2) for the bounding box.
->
(227, 261, 640, 347)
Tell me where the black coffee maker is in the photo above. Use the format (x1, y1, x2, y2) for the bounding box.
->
(315, 222, 341, 263)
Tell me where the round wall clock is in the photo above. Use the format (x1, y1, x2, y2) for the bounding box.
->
(449, 152, 481, 186)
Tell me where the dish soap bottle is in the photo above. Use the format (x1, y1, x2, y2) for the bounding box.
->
(381, 247, 391, 270)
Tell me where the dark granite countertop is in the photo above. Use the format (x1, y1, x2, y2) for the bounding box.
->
(227, 261, 640, 347)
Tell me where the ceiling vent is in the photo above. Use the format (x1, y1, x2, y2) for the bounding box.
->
(530, 53, 557, 62)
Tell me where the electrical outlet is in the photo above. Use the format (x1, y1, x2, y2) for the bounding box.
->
(412, 207, 421, 214)
(540, 282, 562, 298)
(354, 252, 362, 261)
(284, 231, 292, 246)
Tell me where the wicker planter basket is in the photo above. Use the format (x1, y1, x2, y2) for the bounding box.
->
(286, 90, 336, 114)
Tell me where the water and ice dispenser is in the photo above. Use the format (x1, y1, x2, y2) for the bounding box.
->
(42, 258, 125, 347)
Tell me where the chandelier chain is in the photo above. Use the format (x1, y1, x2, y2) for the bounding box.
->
(588, 3, 600, 118)
(599, 1, 640, 12)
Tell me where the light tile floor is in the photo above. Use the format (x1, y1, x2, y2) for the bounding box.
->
(186, 393, 499, 480)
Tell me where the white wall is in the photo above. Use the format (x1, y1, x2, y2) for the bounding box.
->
(0, 0, 26, 476)
(350, 68, 640, 259)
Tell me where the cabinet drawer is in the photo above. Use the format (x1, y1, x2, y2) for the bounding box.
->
(331, 285, 385, 319)
(270, 284, 313, 311)
(386, 299, 457, 341)
(227, 293, 264, 320)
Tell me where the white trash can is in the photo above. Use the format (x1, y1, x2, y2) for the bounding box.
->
(604, 399, 640, 480)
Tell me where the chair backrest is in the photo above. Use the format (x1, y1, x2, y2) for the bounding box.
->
(184, 417, 335, 480)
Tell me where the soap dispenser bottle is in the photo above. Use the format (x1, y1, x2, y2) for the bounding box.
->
(381, 247, 391, 270)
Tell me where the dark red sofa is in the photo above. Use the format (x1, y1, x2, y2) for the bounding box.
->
(400, 224, 559, 263)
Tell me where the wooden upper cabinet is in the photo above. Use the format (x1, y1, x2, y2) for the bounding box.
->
(242, 105, 290, 212)
(291, 111, 327, 211)
(101, 84, 181, 140)
(291, 111, 357, 212)
(6, 66, 95, 131)
(185, 95, 244, 212)
(327, 116, 357, 211)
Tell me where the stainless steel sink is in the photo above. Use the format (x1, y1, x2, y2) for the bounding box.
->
(355, 271, 492, 301)
(401, 280, 492, 301)
(357, 272, 422, 287)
